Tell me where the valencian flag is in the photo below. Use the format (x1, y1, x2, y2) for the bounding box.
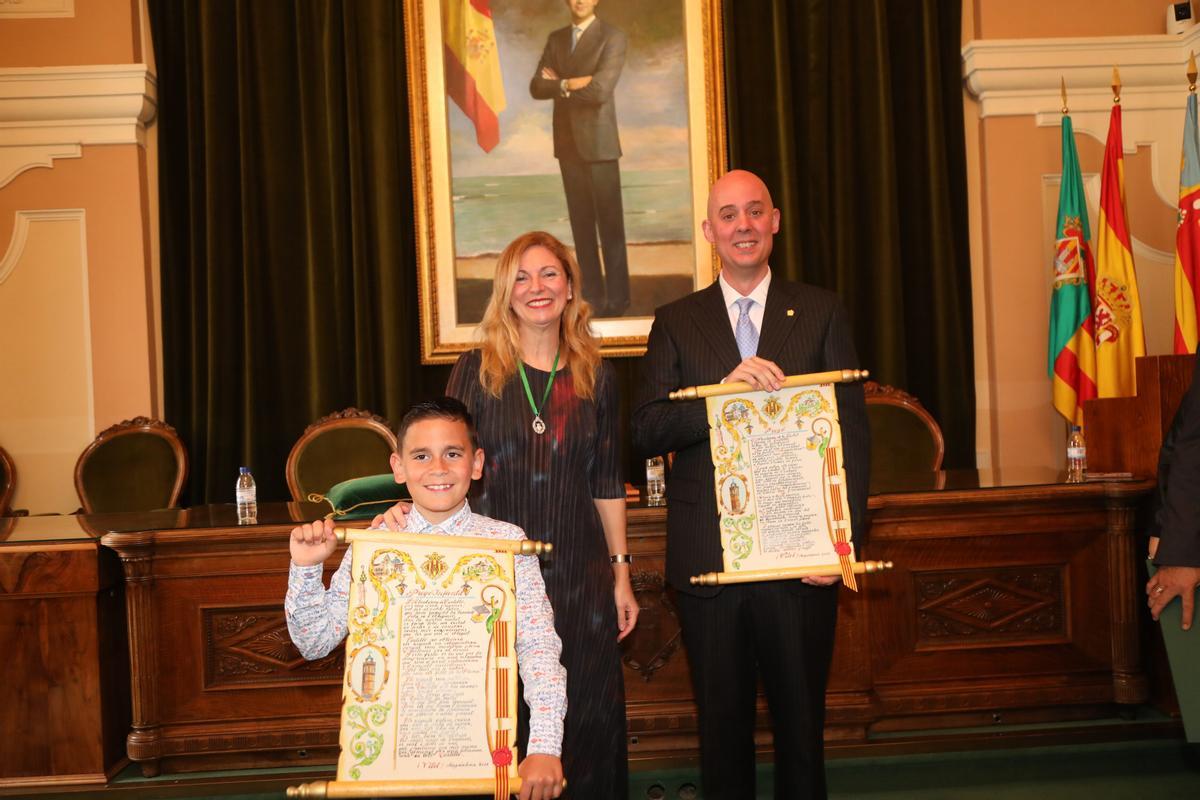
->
(1093, 102, 1147, 396)
(1048, 114, 1098, 424)
(443, 0, 506, 152)
(1175, 92, 1200, 354)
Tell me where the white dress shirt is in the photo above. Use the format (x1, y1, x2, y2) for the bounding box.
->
(718, 268, 772, 337)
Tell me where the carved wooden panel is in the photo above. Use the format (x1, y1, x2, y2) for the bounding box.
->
(914, 566, 1066, 649)
(203, 605, 342, 688)
(620, 569, 683, 682)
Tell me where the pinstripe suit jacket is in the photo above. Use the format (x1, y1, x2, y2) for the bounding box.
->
(529, 18, 626, 162)
(1152, 353, 1200, 566)
(632, 278, 870, 596)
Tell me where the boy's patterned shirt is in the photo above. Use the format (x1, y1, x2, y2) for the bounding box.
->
(284, 501, 567, 756)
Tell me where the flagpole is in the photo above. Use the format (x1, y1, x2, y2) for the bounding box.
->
(1189, 51, 1197, 93)
(1112, 66, 1121, 105)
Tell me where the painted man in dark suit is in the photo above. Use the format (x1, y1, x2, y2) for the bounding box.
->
(1147, 353, 1200, 629)
(632, 170, 870, 799)
(529, 0, 629, 317)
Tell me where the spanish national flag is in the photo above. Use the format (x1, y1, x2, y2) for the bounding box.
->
(1175, 92, 1200, 355)
(1092, 102, 1146, 397)
(443, 0, 506, 152)
(1048, 114, 1097, 424)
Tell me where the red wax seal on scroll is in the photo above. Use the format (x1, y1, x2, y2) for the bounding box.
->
(835, 541, 852, 556)
(492, 747, 513, 767)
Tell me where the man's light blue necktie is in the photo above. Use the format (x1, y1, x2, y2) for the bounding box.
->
(734, 297, 759, 360)
(571, 26, 580, 53)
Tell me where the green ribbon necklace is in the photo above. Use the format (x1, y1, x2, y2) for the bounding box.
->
(517, 351, 560, 435)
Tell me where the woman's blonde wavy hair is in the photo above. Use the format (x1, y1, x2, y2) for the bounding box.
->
(477, 231, 601, 399)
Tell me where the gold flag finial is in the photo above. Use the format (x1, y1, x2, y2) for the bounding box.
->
(1112, 66, 1122, 104)
(1060, 77, 1068, 114)
(1189, 51, 1197, 93)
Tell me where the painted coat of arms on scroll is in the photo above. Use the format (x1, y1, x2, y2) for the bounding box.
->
(707, 384, 858, 586)
(336, 531, 519, 790)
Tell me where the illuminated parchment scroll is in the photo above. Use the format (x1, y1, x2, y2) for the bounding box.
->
(706, 382, 864, 590)
(289, 529, 552, 800)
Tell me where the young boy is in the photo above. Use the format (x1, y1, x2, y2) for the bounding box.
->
(285, 397, 566, 800)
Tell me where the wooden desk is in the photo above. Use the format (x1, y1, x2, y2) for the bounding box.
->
(622, 468, 1155, 761)
(92, 474, 1154, 775)
(0, 515, 130, 787)
(98, 503, 346, 776)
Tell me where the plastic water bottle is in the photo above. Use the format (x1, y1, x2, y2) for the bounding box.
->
(1066, 426, 1086, 484)
(236, 467, 258, 523)
(646, 456, 665, 506)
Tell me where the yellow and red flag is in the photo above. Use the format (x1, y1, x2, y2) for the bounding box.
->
(1174, 93, 1200, 354)
(1092, 103, 1146, 396)
(442, 0, 506, 152)
(1048, 114, 1097, 424)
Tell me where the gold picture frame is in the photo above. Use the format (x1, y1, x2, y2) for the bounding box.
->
(404, 0, 727, 364)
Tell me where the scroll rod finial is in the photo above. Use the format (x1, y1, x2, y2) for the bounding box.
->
(1060, 77, 1068, 114)
(1112, 65, 1121, 104)
(1189, 51, 1197, 93)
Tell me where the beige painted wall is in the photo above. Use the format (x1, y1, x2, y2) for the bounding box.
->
(966, 0, 1186, 473)
(0, 0, 142, 68)
(0, 0, 157, 513)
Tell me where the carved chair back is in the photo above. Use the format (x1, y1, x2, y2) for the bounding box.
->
(74, 417, 188, 513)
(0, 444, 14, 515)
(864, 381, 945, 486)
(285, 408, 398, 502)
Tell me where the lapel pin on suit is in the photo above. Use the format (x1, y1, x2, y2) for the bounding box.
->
(787, 309, 795, 317)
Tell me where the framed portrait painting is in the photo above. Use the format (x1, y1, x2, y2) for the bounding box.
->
(404, 0, 727, 363)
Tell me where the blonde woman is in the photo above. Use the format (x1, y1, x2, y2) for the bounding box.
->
(380, 231, 637, 798)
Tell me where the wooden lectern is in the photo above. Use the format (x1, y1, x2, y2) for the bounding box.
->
(1083, 355, 1195, 476)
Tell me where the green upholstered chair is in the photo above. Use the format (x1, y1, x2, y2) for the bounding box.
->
(864, 381, 944, 487)
(286, 408, 399, 503)
(74, 417, 188, 513)
(315, 472, 410, 521)
(0, 444, 15, 516)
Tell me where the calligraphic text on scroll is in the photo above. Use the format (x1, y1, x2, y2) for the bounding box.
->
(336, 531, 519, 787)
(707, 384, 854, 574)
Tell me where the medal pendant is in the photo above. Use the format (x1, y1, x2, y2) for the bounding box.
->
(532, 416, 546, 435)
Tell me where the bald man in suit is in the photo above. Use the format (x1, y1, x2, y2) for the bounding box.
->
(529, 0, 629, 317)
(632, 170, 870, 799)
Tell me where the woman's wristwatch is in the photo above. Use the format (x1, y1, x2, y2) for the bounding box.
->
(609, 553, 633, 564)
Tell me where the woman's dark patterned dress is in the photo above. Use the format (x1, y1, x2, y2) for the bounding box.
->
(448, 349, 628, 799)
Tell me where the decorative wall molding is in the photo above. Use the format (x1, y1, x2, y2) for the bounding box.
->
(0, 142, 80, 188)
(0, 0, 74, 19)
(965, 31, 1200, 210)
(0, 208, 84, 285)
(0, 64, 156, 148)
(964, 27, 1200, 119)
(0, 207, 95, 443)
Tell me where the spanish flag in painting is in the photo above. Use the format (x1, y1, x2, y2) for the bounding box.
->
(1092, 103, 1146, 397)
(1048, 114, 1097, 424)
(443, 0, 506, 152)
(1175, 93, 1200, 355)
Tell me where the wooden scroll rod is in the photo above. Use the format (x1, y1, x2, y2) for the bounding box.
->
(288, 777, 564, 798)
(332, 527, 552, 556)
(692, 559, 893, 587)
(669, 369, 870, 401)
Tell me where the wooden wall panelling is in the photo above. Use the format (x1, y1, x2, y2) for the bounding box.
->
(0, 542, 129, 786)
